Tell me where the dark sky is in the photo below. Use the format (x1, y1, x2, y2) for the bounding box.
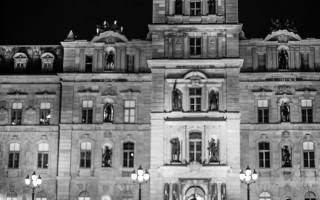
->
(0, 0, 319, 45)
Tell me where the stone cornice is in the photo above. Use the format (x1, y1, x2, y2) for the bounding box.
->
(148, 24, 243, 32)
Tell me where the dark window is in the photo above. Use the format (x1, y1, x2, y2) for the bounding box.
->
(303, 142, 315, 168)
(258, 100, 269, 123)
(189, 132, 202, 162)
(36, 191, 47, 200)
(305, 192, 316, 200)
(40, 102, 51, 125)
(82, 100, 93, 123)
(123, 142, 134, 168)
(11, 102, 22, 125)
(80, 142, 92, 168)
(301, 100, 312, 123)
(190, 1, 201, 16)
(85, 56, 93, 72)
(189, 88, 201, 111)
(208, 0, 216, 14)
(6, 191, 18, 200)
(126, 55, 134, 72)
(258, 142, 270, 168)
(38, 143, 49, 168)
(8, 143, 20, 169)
(175, 0, 183, 14)
(190, 38, 201, 56)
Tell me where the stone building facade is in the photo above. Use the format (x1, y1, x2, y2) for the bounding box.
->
(0, 0, 320, 200)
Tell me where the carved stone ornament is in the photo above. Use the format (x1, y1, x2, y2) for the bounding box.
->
(188, 161, 202, 173)
(282, 131, 290, 138)
(104, 131, 112, 138)
(101, 86, 117, 96)
(276, 85, 293, 95)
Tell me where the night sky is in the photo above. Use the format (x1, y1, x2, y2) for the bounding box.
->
(0, 0, 319, 45)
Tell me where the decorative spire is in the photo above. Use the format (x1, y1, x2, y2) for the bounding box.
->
(95, 20, 124, 35)
(65, 30, 75, 41)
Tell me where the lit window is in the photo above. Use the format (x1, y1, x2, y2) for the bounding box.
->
(190, 1, 201, 16)
(189, 132, 202, 163)
(85, 56, 93, 72)
(80, 142, 92, 168)
(190, 38, 201, 56)
(35, 191, 47, 200)
(124, 100, 135, 123)
(82, 100, 93, 124)
(189, 88, 201, 111)
(11, 102, 22, 125)
(259, 192, 271, 200)
(303, 141, 315, 168)
(258, 100, 269, 123)
(40, 102, 51, 125)
(8, 143, 20, 169)
(79, 191, 90, 200)
(38, 143, 49, 169)
(305, 192, 316, 200)
(41, 53, 55, 72)
(123, 142, 134, 168)
(301, 100, 312, 123)
(258, 142, 270, 168)
(6, 191, 18, 200)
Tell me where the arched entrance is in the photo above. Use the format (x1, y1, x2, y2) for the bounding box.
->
(185, 186, 206, 200)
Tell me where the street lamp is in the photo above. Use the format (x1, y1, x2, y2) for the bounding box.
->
(131, 165, 150, 200)
(239, 166, 258, 200)
(25, 171, 42, 200)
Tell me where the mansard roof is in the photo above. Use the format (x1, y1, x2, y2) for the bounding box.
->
(264, 30, 302, 42)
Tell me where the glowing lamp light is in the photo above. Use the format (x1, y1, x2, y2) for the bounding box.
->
(131, 170, 137, 180)
(137, 166, 144, 176)
(32, 171, 37, 181)
(25, 175, 30, 185)
(138, 175, 144, 182)
(143, 171, 150, 181)
(252, 170, 258, 181)
(245, 166, 251, 176)
(245, 175, 251, 182)
(239, 170, 245, 181)
(37, 176, 42, 185)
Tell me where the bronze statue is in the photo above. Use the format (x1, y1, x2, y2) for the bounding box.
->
(281, 102, 290, 122)
(270, 18, 281, 33)
(209, 90, 219, 111)
(102, 146, 112, 167)
(278, 49, 288, 69)
(170, 138, 180, 162)
(106, 51, 115, 70)
(172, 81, 182, 111)
(208, 138, 219, 162)
(103, 104, 113, 122)
(282, 145, 291, 167)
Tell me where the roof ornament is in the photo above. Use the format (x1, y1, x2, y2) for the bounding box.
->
(270, 18, 297, 34)
(96, 20, 124, 36)
(65, 30, 75, 41)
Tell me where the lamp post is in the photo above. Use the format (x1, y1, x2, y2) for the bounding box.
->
(239, 166, 258, 200)
(25, 171, 42, 200)
(131, 165, 150, 200)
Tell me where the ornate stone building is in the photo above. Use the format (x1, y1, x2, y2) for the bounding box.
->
(0, 0, 320, 200)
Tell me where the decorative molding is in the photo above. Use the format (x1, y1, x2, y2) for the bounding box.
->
(187, 161, 202, 173)
(7, 90, 28, 99)
(36, 90, 56, 99)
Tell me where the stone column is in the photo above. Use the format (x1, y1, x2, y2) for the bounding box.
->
(169, 37, 173, 58)
(272, 47, 277, 71)
(184, 36, 189, 58)
(184, 0, 190, 15)
(201, 85, 207, 111)
(169, 0, 175, 15)
(309, 47, 315, 71)
(266, 47, 272, 71)
(295, 47, 300, 70)
(202, 33, 208, 58)
(289, 47, 295, 70)
(93, 49, 98, 72)
(79, 49, 85, 72)
(252, 47, 258, 71)
(134, 49, 140, 72)
(202, 0, 207, 15)
(121, 48, 126, 72)
(98, 49, 103, 71)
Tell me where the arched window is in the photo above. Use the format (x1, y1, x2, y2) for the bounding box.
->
(80, 142, 92, 168)
(259, 192, 271, 200)
(303, 141, 315, 168)
(8, 143, 20, 168)
(40, 53, 55, 72)
(122, 191, 133, 200)
(38, 143, 49, 168)
(79, 191, 90, 200)
(103, 103, 114, 123)
(123, 142, 134, 168)
(258, 142, 270, 168)
(36, 191, 47, 200)
(189, 132, 202, 163)
(102, 144, 112, 167)
(305, 192, 316, 200)
(13, 53, 28, 72)
(6, 191, 18, 200)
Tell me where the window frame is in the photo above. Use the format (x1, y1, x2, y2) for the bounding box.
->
(259, 192, 271, 200)
(37, 143, 49, 169)
(189, 88, 202, 111)
(189, 132, 202, 163)
(301, 99, 313, 123)
(79, 191, 90, 200)
(35, 191, 48, 200)
(8, 143, 20, 169)
(85, 55, 93, 72)
(258, 142, 271, 168)
(305, 192, 316, 200)
(80, 142, 92, 168)
(257, 100, 269, 123)
(82, 100, 93, 124)
(123, 142, 134, 168)
(40, 102, 51, 125)
(6, 191, 18, 200)
(190, 1, 201, 16)
(124, 100, 136, 123)
(302, 141, 315, 168)
(189, 37, 202, 57)
(11, 102, 22, 125)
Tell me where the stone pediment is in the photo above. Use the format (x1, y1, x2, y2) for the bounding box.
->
(264, 30, 301, 42)
(91, 31, 128, 43)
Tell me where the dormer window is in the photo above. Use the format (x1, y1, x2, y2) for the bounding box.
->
(13, 53, 28, 72)
(41, 53, 55, 72)
(190, 1, 201, 16)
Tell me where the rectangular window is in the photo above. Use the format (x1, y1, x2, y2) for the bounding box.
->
(123, 142, 134, 168)
(40, 102, 51, 125)
(8, 143, 20, 169)
(190, 38, 202, 56)
(190, 1, 201, 16)
(258, 100, 269, 123)
(124, 100, 135, 123)
(38, 143, 49, 168)
(82, 100, 93, 124)
(80, 142, 92, 168)
(303, 142, 315, 168)
(126, 55, 135, 72)
(85, 56, 93, 72)
(302, 99, 312, 123)
(258, 142, 270, 168)
(208, 0, 216, 14)
(189, 88, 201, 111)
(11, 102, 22, 125)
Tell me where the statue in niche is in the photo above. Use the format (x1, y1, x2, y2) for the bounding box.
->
(208, 90, 219, 111)
(282, 145, 292, 167)
(281, 102, 290, 122)
(175, 0, 182, 14)
(102, 146, 112, 167)
(172, 81, 182, 111)
(170, 138, 180, 162)
(208, 138, 219, 162)
(105, 51, 115, 70)
(278, 49, 288, 69)
(103, 104, 113, 122)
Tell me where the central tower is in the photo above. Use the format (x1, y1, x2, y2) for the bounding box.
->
(148, 0, 243, 199)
